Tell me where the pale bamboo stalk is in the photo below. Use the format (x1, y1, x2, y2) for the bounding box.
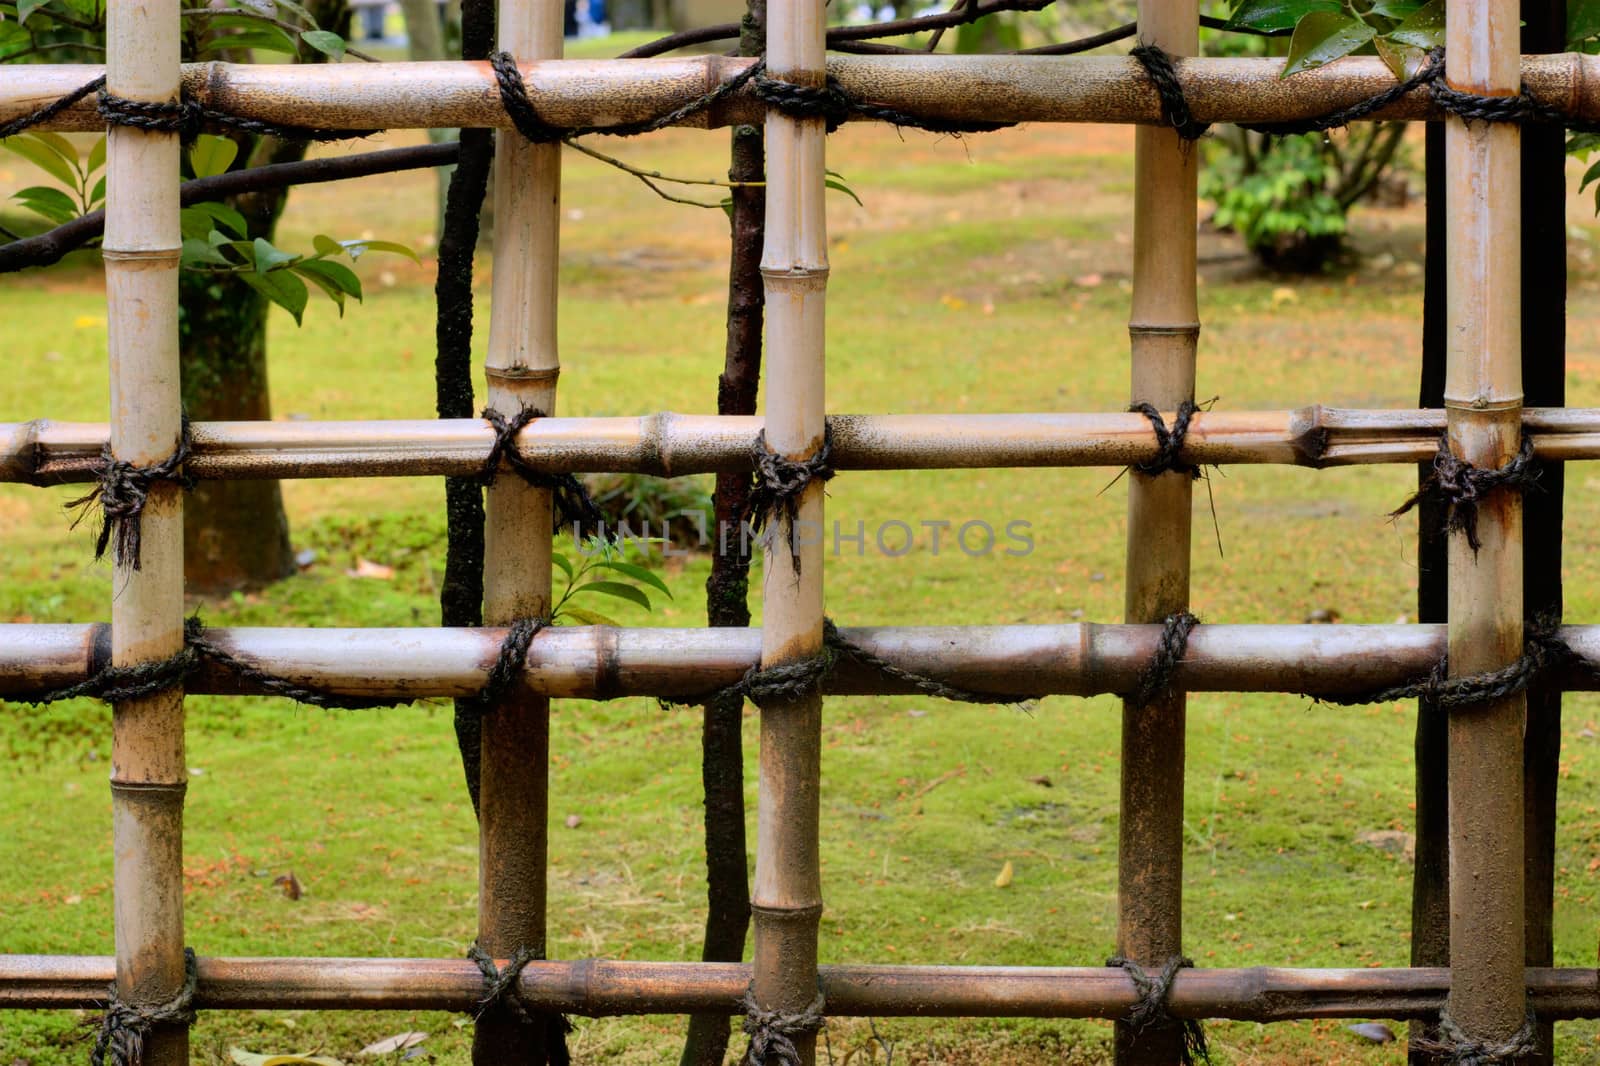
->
(1116, 5, 1197, 1065)
(473, 0, 562, 1057)
(1443, 0, 1528, 1048)
(13, 54, 1600, 134)
(11, 407, 1600, 483)
(751, 0, 828, 1057)
(102, 0, 187, 1060)
(7, 956, 1600, 1020)
(10, 621, 1600, 702)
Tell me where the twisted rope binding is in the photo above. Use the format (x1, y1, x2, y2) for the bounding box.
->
(1130, 400, 1201, 478)
(461, 616, 547, 714)
(67, 420, 194, 570)
(467, 942, 573, 1064)
(746, 427, 835, 575)
(1391, 436, 1540, 553)
(740, 986, 826, 1066)
(97, 89, 371, 144)
(0, 75, 106, 139)
(480, 406, 604, 535)
(1241, 47, 1445, 135)
(1130, 45, 1209, 141)
(750, 60, 1012, 135)
(1412, 1008, 1539, 1065)
(822, 619, 1034, 706)
(1106, 954, 1209, 1066)
(91, 947, 198, 1066)
(1125, 611, 1199, 709)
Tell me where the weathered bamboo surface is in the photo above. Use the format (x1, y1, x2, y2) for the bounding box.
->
(5, 956, 1600, 1020)
(5, 622, 1600, 701)
(9, 54, 1600, 133)
(5, 407, 1600, 483)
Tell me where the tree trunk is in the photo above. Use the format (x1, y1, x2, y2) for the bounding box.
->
(179, 270, 295, 593)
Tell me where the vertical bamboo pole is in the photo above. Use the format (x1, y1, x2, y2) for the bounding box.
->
(750, 0, 828, 1055)
(474, 0, 560, 1060)
(1444, 0, 1527, 1049)
(104, 0, 187, 1059)
(1116, 4, 1198, 1064)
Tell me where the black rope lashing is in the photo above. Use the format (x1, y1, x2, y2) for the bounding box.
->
(490, 49, 766, 144)
(750, 60, 1012, 135)
(1130, 44, 1209, 142)
(0, 75, 107, 139)
(66, 421, 195, 571)
(1124, 611, 1199, 709)
(1105, 955, 1209, 1066)
(96, 88, 372, 144)
(1391, 436, 1540, 553)
(822, 619, 1034, 706)
(466, 942, 573, 1065)
(460, 616, 547, 714)
(1241, 47, 1446, 135)
(480, 406, 604, 536)
(20, 634, 199, 707)
(1411, 1008, 1539, 1066)
(185, 622, 414, 710)
(746, 427, 835, 575)
(1131, 400, 1200, 478)
(740, 986, 826, 1066)
(90, 947, 198, 1066)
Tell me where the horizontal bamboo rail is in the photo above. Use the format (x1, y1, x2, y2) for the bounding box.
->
(5, 623, 1600, 702)
(5, 956, 1600, 1020)
(7, 54, 1600, 134)
(4, 407, 1600, 484)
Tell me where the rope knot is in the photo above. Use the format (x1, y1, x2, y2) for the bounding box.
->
(1106, 954, 1209, 1065)
(1413, 1008, 1539, 1065)
(467, 943, 574, 1062)
(1130, 44, 1209, 141)
(1125, 611, 1199, 709)
(752, 69, 855, 132)
(1392, 436, 1539, 553)
(90, 947, 198, 1066)
(481, 406, 604, 536)
(1130, 401, 1200, 478)
(67, 421, 194, 570)
(746, 427, 835, 574)
(740, 986, 826, 1066)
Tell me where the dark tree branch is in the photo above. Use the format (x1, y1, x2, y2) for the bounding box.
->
(0, 141, 459, 273)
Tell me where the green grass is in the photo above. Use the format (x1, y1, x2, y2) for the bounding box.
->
(3, 110, 1600, 1064)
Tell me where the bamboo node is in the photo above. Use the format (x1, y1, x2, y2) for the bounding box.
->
(90, 947, 196, 1066)
(1106, 955, 1209, 1066)
(740, 984, 825, 1066)
(1390, 436, 1540, 553)
(465, 943, 574, 1060)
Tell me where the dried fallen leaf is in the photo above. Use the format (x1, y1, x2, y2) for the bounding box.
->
(993, 860, 1014, 889)
(1026, 775, 1053, 788)
(1073, 273, 1102, 288)
(347, 558, 394, 580)
(273, 872, 303, 901)
(564, 815, 582, 829)
(1345, 1022, 1395, 1044)
(1271, 286, 1297, 305)
(359, 1032, 428, 1056)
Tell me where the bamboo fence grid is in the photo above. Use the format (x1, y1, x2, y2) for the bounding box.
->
(1, 0, 1597, 1062)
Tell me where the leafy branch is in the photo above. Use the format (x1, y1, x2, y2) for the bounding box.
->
(550, 538, 672, 627)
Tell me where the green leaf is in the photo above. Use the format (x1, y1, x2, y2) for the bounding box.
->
(1373, 37, 1425, 81)
(200, 19, 300, 55)
(1225, 0, 1340, 33)
(1571, 0, 1600, 46)
(251, 236, 299, 273)
(1582, 157, 1600, 192)
(2, 135, 78, 188)
(89, 174, 106, 206)
(1367, 0, 1424, 17)
(572, 580, 653, 612)
(13, 185, 78, 224)
(1385, 0, 1444, 50)
(16, 0, 49, 23)
(292, 259, 362, 313)
(299, 28, 345, 58)
(824, 177, 863, 207)
(1282, 9, 1376, 77)
(271, 0, 320, 24)
(188, 134, 239, 178)
(28, 131, 80, 174)
(239, 268, 309, 324)
(312, 233, 343, 257)
(596, 560, 672, 598)
(181, 236, 234, 267)
(85, 135, 106, 176)
(551, 553, 574, 580)
(340, 238, 419, 263)
(184, 201, 248, 238)
(558, 605, 622, 628)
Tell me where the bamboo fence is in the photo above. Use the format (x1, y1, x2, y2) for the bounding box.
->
(1, 0, 1595, 1059)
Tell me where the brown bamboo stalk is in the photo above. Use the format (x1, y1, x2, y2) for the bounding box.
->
(6, 955, 1600, 1021)
(1444, 0, 1527, 1049)
(750, 0, 829, 1056)
(10, 407, 1600, 485)
(13, 54, 1600, 133)
(102, 0, 187, 1059)
(1116, 5, 1197, 1064)
(10, 621, 1600, 703)
(472, 0, 561, 1055)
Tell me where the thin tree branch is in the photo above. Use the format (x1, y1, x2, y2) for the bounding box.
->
(564, 137, 761, 191)
(180, 6, 382, 61)
(0, 140, 458, 273)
